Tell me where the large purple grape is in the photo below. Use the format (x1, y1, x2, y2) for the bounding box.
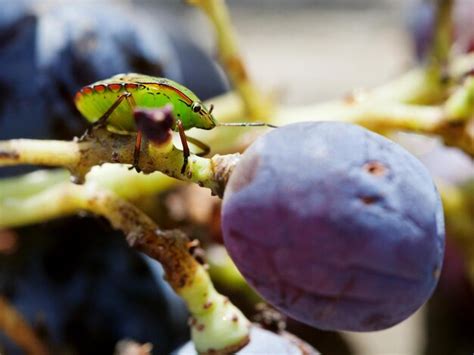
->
(221, 122, 445, 331)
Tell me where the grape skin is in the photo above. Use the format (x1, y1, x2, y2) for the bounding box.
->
(173, 326, 319, 355)
(222, 122, 445, 331)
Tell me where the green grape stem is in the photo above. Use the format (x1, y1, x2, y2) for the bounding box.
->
(1, 182, 250, 354)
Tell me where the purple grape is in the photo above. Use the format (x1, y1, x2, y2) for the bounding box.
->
(409, 0, 474, 60)
(221, 122, 445, 331)
(409, 1, 436, 61)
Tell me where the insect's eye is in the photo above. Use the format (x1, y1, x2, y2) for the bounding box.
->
(192, 103, 202, 113)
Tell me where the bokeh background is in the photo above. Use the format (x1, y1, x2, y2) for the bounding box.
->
(141, 0, 416, 103)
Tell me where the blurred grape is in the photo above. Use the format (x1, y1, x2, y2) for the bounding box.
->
(408, 0, 436, 61)
(424, 239, 474, 355)
(173, 326, 319, 355)
(0, 218, 188, 354)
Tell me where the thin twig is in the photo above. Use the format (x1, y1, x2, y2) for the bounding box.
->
(0, 296, 48, 355)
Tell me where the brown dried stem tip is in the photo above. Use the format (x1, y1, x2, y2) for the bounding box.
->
(0, 296, 48, 355)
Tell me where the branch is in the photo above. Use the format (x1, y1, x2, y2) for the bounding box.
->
(275, 98, 473, 157)
(0, 129, 240, 198)
(1, 182, 250, 354)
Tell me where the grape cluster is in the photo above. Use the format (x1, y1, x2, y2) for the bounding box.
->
(222, 122, 445, 331)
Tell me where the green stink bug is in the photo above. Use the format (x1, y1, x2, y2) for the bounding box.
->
(74, 73, 274, 172)
(75, 73, 216, 132)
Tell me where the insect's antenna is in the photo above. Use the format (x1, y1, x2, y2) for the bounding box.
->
(217, 122, 278, 128)
(208, 104, 214, 114)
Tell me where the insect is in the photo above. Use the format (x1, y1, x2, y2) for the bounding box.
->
(74, 73, 275, 172)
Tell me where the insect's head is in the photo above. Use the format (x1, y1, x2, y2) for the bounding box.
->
(190, 101, 217, 130)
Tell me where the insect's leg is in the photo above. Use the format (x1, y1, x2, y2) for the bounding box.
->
(78, 91, 142, 171)
(177, 120, 190, 174)
(80, 92, 133, 140)
(131, 129, 143, 173)
(185, 136, 210, 157)
(117, 94, 145, 173)
(95, 92, 134, 128)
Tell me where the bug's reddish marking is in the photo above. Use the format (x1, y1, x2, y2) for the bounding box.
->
(82, 87, 93, 95)
(108, 83, 123, 92)
(94, 84, 106, 93)
(125, 83, 138, 90)
(74, 92, 82, 102)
